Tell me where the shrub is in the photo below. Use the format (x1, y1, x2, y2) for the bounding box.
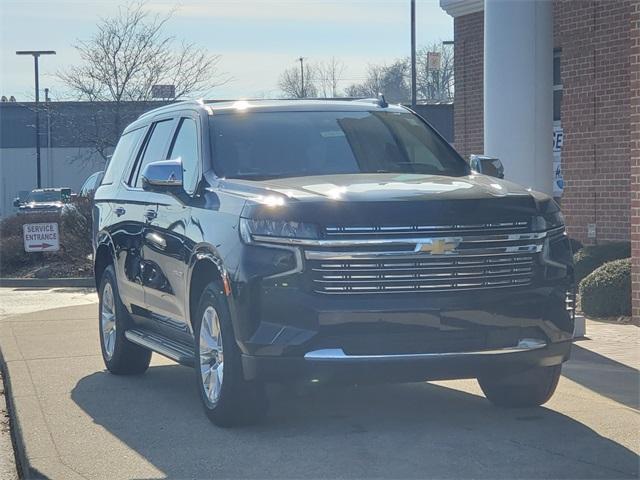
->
(573, 241, 630, 283)
(579, 258, 631, 317)
(0, 196, 93, 277)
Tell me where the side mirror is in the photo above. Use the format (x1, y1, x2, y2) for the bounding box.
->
(141, 159, 183, 193)
(469, 155, 505, 179)
(13, 197, 21, 207)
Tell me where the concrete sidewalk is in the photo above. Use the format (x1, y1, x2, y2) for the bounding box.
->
(0, 288, 638, 479)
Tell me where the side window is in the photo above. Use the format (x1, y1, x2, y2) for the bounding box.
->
(132, 120, 174, 188)
(168, 118, 199, 194)
(101, 128, 144, 185)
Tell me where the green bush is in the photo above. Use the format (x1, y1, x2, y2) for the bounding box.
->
(573, 241, 630, 283)
(579, 258, 631, 317)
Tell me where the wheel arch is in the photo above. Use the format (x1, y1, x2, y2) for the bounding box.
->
(187, 246, 231, 332)
(94, 233, 116, 290)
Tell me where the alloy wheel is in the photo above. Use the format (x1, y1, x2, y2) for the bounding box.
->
(199, 306, 224, 406)
(101, 282, 117, 359)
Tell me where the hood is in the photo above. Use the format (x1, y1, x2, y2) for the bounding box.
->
(20, 202, 63, 209)
(219, 173, 551, 227)
(223, 173, 533, 203)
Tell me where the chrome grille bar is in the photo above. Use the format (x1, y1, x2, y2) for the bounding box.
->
(325, 221, 529, 236)
(305, 245, 542, 261)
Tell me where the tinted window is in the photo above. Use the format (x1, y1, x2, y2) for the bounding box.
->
(102, 128, 144, 185)
(133, 120, 174, 188)
(210, 111, 467, 179)
(168, 118, 199, 194)
(28, 191, 61, 202)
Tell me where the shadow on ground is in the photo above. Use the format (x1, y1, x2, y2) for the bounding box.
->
(563, 344, 639, 409)
(71, 365, 639, 479)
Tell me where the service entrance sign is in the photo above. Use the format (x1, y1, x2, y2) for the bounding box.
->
(23, 223, 60, 252)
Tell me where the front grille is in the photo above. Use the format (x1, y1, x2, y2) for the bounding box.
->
(309, 254, 535, 294)
(304, 222, 544, 295)
(325, 221, 529, 238)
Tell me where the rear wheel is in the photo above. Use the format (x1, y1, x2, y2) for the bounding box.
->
(194, 282, 268, 427)
(99, 265, 151, 374)
(478, 365, 561, 408)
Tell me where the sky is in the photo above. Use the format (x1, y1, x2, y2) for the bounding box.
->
(0, 0, 452, 101)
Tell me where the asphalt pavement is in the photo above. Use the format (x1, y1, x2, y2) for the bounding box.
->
(0, 287, 638, 479)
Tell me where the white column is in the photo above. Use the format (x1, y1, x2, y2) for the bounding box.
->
(484, 0, 553, 195)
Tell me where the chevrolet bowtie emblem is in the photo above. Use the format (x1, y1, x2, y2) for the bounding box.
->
(417, 238, 460, 255)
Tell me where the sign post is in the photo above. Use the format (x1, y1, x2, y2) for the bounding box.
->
(23, 222, 60, 253)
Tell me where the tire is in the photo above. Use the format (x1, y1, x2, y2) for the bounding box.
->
(478, 365, 562, 408)
(98, 265, 151, 375)
(194, 282, 268, 427)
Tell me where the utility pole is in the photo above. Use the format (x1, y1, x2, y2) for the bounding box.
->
(16, 50, 56, 189)
(298, 57, 305, 98)
(410, 0, 417, 108)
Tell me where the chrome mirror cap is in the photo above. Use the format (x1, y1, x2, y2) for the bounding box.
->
(141, 159, 183, 190)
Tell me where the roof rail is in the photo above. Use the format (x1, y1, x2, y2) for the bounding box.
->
(137, 99, 204, 120)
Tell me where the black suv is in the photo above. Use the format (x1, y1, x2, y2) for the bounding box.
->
(93, 99, 574, 427)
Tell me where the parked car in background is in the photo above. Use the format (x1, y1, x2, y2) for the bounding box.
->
(79, 171, 104, 198)
(93, 99, 575, 427)
(14, 187, 72, 215)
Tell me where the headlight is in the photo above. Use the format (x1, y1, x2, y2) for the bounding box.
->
(240, 217, 319, 244)
(531, 210, 565, 231)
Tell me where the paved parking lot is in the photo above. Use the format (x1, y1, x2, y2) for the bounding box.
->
(0, 288, 638, 479)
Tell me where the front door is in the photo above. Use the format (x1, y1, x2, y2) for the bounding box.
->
(141, 115, 201, 339)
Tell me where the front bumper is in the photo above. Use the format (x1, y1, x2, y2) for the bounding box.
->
(242, 339, 572, 383)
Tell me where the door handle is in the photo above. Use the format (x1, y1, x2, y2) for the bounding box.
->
(145, 231, 166, 250)
(144, 209, 157, 221)
(114, 207, 126, 217)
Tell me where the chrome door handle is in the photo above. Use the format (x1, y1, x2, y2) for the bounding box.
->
(114, 207, 126, 217)
(144, 209, 157, 221)
(145, 231, 166, 250)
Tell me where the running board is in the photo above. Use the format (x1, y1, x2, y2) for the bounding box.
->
(125, 329, 195, 366)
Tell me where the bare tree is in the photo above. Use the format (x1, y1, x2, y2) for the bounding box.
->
(58, 1, 228, 162)
(345, 60, 410, 103)
(278, 63, 318, 99)
(316, 57, 346, 98)
(416, 42, 454, 101)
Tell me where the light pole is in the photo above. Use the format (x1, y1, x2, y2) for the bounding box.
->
(298, 57, 305, 98)
(16, 50, 56, 189)
(410, 0, 417, 108)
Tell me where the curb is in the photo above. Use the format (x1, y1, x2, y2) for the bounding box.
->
(0, 346, 27, 479)
(0, 277, 94, 288)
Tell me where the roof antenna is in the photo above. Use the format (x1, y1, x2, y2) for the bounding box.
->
(377, 93, 388, 108)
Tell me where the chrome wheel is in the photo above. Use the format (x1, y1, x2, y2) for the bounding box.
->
(101, 282, 117, 360)
(199, 306, 224, 406)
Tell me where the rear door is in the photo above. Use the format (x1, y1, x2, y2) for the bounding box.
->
(97, 126, 146, 313)
(141, 114, 201, 338)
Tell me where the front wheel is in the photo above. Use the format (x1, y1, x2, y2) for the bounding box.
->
(478, 365, 562, 408)
(194, 282, 268, 427)
(98, 265, 151, 374)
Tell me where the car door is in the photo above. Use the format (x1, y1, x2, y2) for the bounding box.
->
(141, 114, 201, 339)
(102, 126, 148, 315)
(120, 118, 176, 324)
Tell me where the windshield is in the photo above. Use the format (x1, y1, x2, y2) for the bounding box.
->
(210, 110, 468, 179)
(27, 191, 62, 203)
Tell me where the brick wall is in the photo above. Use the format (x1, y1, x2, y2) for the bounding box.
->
(555, 0, 632, 244)
(631, 0, 640, 320)
(452, 11, 484, 160)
